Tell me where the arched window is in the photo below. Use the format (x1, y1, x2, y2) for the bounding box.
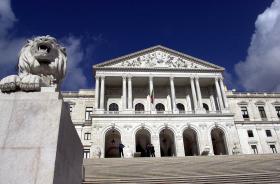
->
(203, 103, 209, 112)
(135, 103, 145, 113)
(177, 103, 185, 113)
(156, 103, 165, 113)
(109, 103, 119, 113)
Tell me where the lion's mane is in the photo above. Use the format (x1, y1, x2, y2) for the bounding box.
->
(18, 36, 67, 85)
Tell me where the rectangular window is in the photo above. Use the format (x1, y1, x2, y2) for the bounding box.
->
(251, 145, 258, 154)
(270, 145, 277, 153)
(85, 107, 93, 120)
(258, 106, 267, 119)
(84, 132, 91, 140)
(83, 149, 90, 159)
(266, 130, 272, 137)
(275, 106, 280, 118)
(69, 105, 73, 113)
(247, 130, 254, 137)
(241, 106, 249, 119)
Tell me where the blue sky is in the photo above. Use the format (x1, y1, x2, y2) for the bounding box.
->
(1, 0, 280, 91)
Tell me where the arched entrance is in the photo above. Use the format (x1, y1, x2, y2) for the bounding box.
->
(183, 128, 199, 156)
(135, 129, 151, 157)
(211, 128, 227, 155)
(159, 128, 176, 157)
(105, 129, 121, 158)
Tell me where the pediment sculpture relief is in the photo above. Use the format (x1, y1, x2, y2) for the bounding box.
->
(111, 51, 208, 69)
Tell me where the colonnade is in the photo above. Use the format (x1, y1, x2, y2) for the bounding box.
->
(94, 75, 229, 113)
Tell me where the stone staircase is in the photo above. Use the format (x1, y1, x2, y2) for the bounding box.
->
(83, 154, 280, 183)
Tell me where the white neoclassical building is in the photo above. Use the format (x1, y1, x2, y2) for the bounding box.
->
(63, 45, 280, 158)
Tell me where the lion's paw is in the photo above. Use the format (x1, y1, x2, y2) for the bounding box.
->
(0, 75, 20, 92)
(20, 75, 41, 91)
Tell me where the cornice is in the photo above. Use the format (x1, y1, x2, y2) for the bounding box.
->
(94, 67, 223, 73)
(91, 113, 234, 118)
(62, 93, 95, 98)
(235, 121, 280, 125)
(227, 93, 280, 98)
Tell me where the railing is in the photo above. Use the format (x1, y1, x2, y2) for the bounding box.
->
(94, 110, 224, 115)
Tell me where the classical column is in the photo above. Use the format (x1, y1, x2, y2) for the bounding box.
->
(215, 77, 224, 110)
(149, 76, 154, 111)
(170, 77, 176, 112)
(195, 77, 203, 109)
(186, 94, 192, 112)
(219, 78, 229, 109)
(122, 76, 127, 110)
(99, 76, 105, 110)
(209, 88, 216, 112)
(190, 77, 198, 111)
(94, 76, 100, 109)
(128, 76, 132, 109)
(176, 135, 185, 157)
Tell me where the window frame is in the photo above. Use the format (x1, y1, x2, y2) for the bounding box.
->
(85, 107, 93, 121)
(258, 106, 267, 119)
(108, 103, 119, 113)
(135, 103, 145, 112)
(270, 144, 277, 153)
(84, 132, 91, 140)
(251, 145, 258, 154)
(176, 103, 185, 113)
(275, 106, 280, 118)
(69, 105, 73, 113)
(83, 148, 90, 159)
(265, 130, 272, 137)
(155, 103, 165, 113)
(247, 130, 254, 137)
(241, 106, 249, 119)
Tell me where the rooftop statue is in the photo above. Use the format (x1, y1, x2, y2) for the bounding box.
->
(0, 35, 67, 92)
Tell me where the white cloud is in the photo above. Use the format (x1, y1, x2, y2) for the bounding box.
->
(0, 0, 25, 78)
(0, 0, 16, 37)
(0, 0, 88, 90)
(61, 36, 87, 91)
(235, 0, 280, 91)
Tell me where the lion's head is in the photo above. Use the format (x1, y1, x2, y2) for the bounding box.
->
(18, 35, 67, 85)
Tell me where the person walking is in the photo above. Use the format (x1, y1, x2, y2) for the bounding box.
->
(150, 144, 155, 157)
(146, 144, 151, 157)
(119, 142, 125, 158)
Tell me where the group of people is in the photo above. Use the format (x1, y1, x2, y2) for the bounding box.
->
(146, 144, 155, 157)
(119, 143, 156, 158)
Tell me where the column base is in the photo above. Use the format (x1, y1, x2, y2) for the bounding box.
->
(195, 108, 206, 114)
(121, 109, 134, 114)
(94, 109, 104, 114)
(221, 108, 230, 113)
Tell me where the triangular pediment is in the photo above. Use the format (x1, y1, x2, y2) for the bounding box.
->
(94, 45, 224, 71)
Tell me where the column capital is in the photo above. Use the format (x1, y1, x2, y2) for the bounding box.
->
(194, 76, 200, 80)
(149, 76, 153, 81)
(189, 76, 195, 80)
(215, 77, 220, 82)
(95, 75, 100, 79)
(170, 76, 174, 80)
(100, 75, 105, 79)
(122, 75, 127, 80)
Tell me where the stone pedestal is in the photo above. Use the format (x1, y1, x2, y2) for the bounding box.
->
(0, 91, 83, 184)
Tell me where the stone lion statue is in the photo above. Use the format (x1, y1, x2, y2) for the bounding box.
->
(0, 35, 67, 92)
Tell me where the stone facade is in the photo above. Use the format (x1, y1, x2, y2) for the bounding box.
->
(62, 46, 280, 158)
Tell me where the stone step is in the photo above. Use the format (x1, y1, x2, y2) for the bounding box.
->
(83, 172, 280, 184)
(83, 154, 280, 183)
